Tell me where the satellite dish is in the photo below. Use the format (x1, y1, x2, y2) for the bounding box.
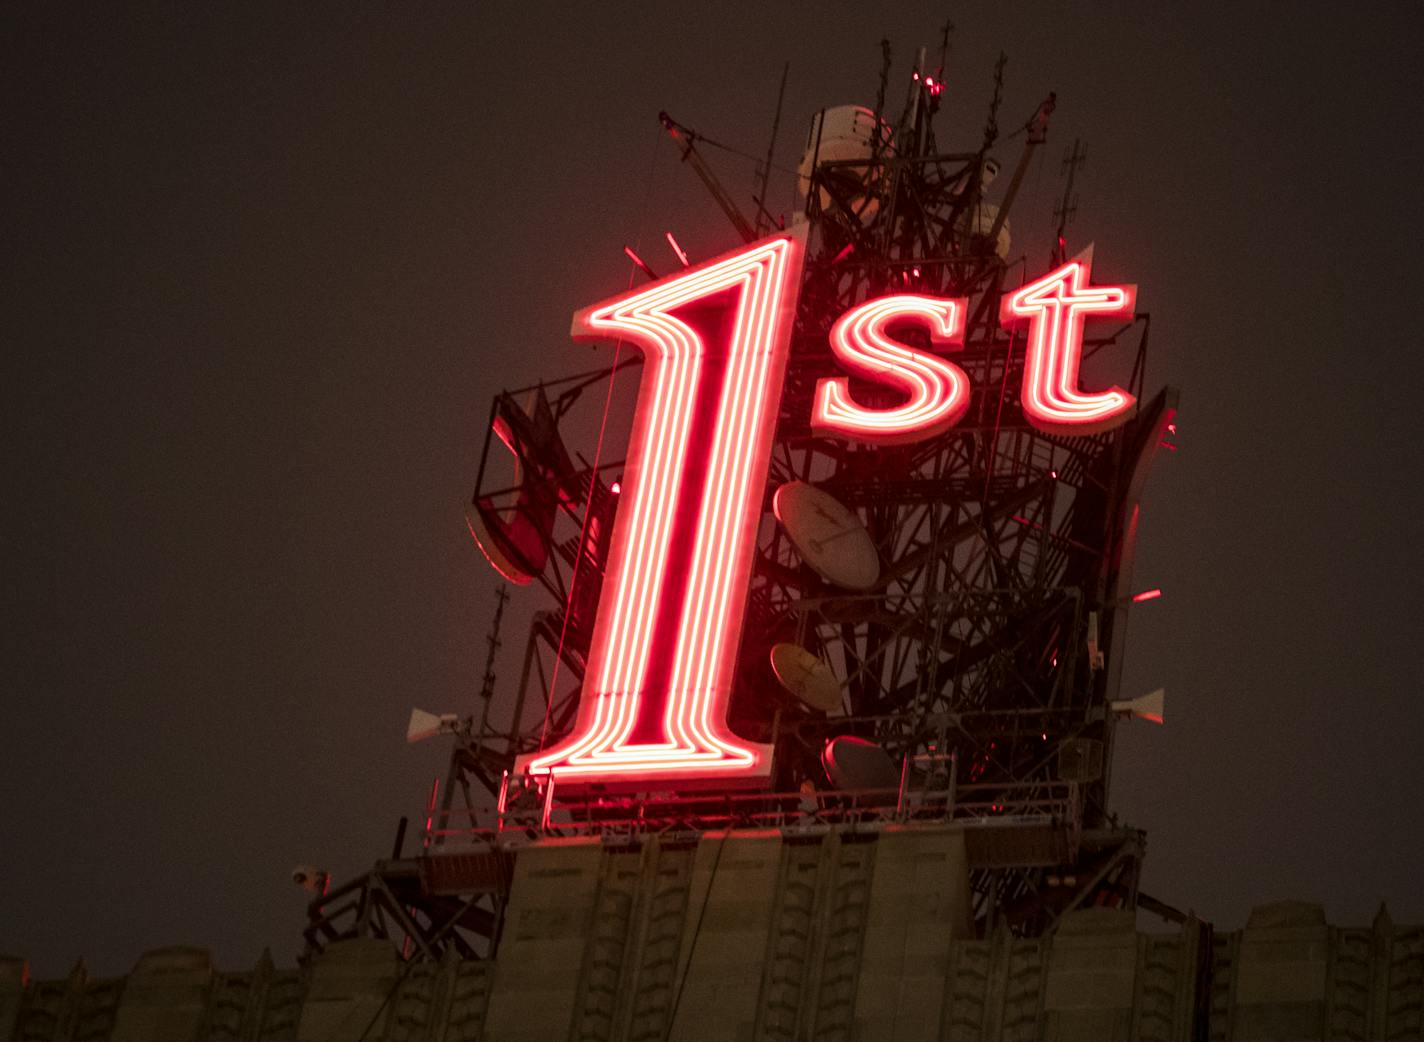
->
(466, 501, 546, 586)
(770, 643, 842, 712)
(773, 481, 880, 590)
(466, 388, 578, 585)
(822, 735, 900, 792)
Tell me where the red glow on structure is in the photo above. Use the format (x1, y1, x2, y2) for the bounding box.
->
(1132, 588, 1162, 603)
(1000, 257, 1137, 434)
(665, 231, 690, 268)
(422, 776, 439, 850)
(467, 402, 544, 587)
(812, 294, 971, 445)
(468, 518, 534, 587)
(622, 244, 658, 280)
(522, 232, 804, 786)
(491, 414, 516, 454)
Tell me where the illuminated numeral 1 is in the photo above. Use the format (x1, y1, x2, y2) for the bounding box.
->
(1000, 256, 1137, 434)
(812, 294, 971, 444)
(521, 231, 805, 785)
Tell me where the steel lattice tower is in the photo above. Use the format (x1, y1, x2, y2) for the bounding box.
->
(303, 49, 1178, 961)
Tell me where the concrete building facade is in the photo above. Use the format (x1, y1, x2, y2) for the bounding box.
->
(4, 826, 1419, 1041)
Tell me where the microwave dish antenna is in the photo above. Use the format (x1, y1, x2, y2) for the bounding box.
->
(773, 481, 880, 590)
(770, 642, 843, 713)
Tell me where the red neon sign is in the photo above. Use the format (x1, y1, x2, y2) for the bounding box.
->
(521, 231, 804, 785)
(1000, 256, 1137, 434)
(503, 244, 1143, 789)
(812, 294, 971, 444)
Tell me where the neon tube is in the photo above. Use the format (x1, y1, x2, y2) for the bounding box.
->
(521, 231, 805, 786)
(812, 294, 971, 444)
(1000, 257, 1136, 434)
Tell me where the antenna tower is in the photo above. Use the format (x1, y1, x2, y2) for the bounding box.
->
(304, 43, 1178, 962)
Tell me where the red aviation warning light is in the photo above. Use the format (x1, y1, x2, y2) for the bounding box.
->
(520, 230, 805, 786)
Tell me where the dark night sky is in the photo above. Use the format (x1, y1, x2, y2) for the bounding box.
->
(4, 4, 1423, 977)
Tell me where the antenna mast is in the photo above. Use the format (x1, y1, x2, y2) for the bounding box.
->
(659, 111, 759, 243)
(1052, 138, 1087, 265)
(986, 91, 1056, 247)
(754, 62, 791, 234)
